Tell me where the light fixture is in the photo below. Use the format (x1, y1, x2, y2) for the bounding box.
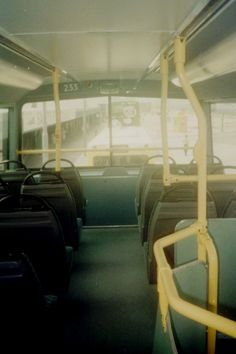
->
(0, 58, 43, 90)
(171, 31, 236, 86)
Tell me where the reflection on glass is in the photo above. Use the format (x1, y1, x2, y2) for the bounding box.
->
(22, 97, 198, 167)
(211, 103, 236, 167)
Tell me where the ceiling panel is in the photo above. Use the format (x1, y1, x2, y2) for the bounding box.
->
(0, 0, 210, 83)
(0, 0, 208, 33)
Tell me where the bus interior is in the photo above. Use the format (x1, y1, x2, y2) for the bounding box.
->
(0, 0, 236, 353)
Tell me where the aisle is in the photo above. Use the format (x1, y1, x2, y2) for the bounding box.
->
(60, 227, 157, 353)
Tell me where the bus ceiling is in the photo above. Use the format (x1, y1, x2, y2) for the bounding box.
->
(0, 0, 235, 102)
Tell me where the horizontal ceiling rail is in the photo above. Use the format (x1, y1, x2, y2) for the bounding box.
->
(0, 34, 54, 73)
(137, 0, 233, 83)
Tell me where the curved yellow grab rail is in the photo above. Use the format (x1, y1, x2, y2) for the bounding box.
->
(154, 222, 236, 352)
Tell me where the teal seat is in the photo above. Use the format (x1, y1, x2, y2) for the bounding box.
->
(153, 218, 236, 353)
(175, 218, 236, 321)
(153, 260, 207, 354)
(146, 184, 217, 284)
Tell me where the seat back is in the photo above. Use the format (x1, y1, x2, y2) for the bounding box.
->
(41, 158, 86, 222)
(146, 183, 217, 283)
(139, 166, 187, 244)
(171, 219, 236, 352)
(186, 155, 223, 175)
(153, 260, 207, 354)
(0, 159, 30, 194)
(139, 169, 164, 244)
(0, 252, 50, 350)
(135, 154, 176, 216)
(0, 194, 70, 294)
(0, 176, 9, 198)
(0, 252, 46, 311)
(221, 189, 236, 217)
(21, 170, 79, 249)
(136, 164, 162, 216)
(208, 166, 236, 216)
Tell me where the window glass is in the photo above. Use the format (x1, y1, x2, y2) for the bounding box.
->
(21, 97, 198, 167)
(89, 97, 198, 165)
(167, 99, 198, 163)
(211, 103, 236, 167)
(22, 98, 108, 167)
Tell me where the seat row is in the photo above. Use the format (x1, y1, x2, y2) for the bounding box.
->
(0, 191, 72, 351)
(0, 158, 87, 334)
(153, 218, 236, 353)
(136, 155, 236, 284)
(0, 192, 72, 295)
(0, 158, 87, 222)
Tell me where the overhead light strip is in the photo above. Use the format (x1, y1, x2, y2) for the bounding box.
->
(142, 0, 234, 79)
(0, 34, 54, 73)
(181, 0, 234, 41)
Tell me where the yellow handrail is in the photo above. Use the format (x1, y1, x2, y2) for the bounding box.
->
(154, 223, 236, 340)
(155, 35, 236, 354)
(170, 174, 236, 183)
(174, 36, 216, 353)
(174, 37, 208, 230)
(160, 54, 171, 186)
(17, 146, 194, 155)
(52, 68, 62, 172)
(17, 147, 163, 154)
(155, 36, 220, 354)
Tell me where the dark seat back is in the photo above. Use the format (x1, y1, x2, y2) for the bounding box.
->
(0, 252, 57, 351)
(139, 166, 187, 244)
(135, 155, 176, 216)
(221, 189, 236, 217)
(146, 183, 217, 283)
(0, 194, 70, 294)
(0, 160, 30, 194)
(0, 252, 46, 311)
(0, 176, 9, 198)
(139, 169, 164, 244)
(21, 170, 79, 249)
(208, 166, 236, 216)
(41, 158, 86, 222)
(186, 155, 223, 175)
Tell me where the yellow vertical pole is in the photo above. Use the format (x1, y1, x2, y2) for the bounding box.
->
(174, 36, 216, 354)
(174, 37, 207, 253)
(160, 54, 171, 186)
(52, 68, 61, 172)
(206, 234, 218, 354)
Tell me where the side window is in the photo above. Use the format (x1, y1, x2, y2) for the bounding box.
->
(0, 108, 8, 163)
(211, 103, 236, 166)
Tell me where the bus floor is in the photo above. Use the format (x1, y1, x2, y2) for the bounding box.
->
(56, 226, 157, 353)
